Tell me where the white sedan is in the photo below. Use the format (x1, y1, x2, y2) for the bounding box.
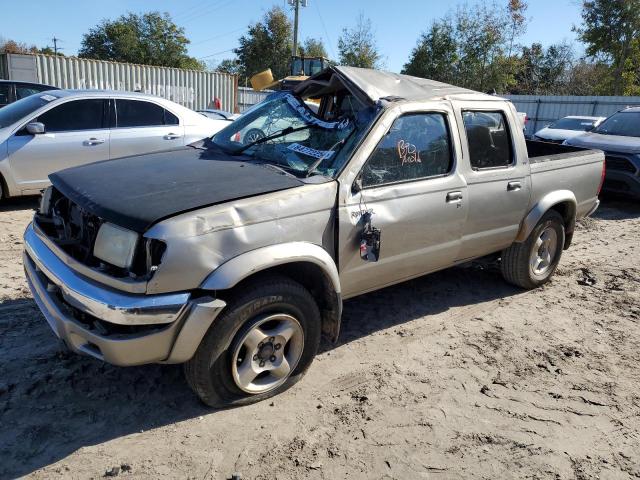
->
(533, 116, 606, 144)
(0, 90, 229, 199)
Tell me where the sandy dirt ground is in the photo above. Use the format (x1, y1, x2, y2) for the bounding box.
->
(1, 195, 639, 480)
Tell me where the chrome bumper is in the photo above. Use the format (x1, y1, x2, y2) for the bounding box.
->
(23, 222, 226, 365)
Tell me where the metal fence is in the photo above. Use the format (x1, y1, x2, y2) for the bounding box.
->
(503, 94, 640, 136)
(238, 87, 271, 112)
(0, 53, 238, 112)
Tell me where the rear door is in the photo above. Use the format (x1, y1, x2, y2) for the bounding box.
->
(452, 101, 531, 261)
(109, 99, 185, 159)
(7, 98, 110, 193)
(337, 103, 469, 298)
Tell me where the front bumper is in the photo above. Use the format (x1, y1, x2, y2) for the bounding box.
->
(23, 222, 226, 366)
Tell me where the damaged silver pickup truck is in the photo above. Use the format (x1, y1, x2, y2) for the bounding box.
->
(24, 67, 605, 407)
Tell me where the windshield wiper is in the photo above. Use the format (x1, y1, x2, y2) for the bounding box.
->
(235, 124, 319, 154)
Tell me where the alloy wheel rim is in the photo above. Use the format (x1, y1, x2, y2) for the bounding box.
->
(530, 226, 558, 277)
(231, 313, 304, 394)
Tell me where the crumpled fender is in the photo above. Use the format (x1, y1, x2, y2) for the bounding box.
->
(200, 241, 341, 295)
(515, 190, 577, 243)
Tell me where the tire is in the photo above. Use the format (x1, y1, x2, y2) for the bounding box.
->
(501, 210, 565, 289)
(184, 275, 321, 408)
(243, 128, 265, 145)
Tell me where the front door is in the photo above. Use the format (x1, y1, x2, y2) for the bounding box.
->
(338, 108, 468, 298)
(7, 98, 109, 193)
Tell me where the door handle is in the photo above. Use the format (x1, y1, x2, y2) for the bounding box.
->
(164, 133, 182, 140)
(83, 138, 105, 146)
(507, 181, 522, 191)
(446, 191, 463, 203)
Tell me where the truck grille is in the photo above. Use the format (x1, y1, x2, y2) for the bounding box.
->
(605, 156, 638, 174)
(35, 188, 104, 265)
(34, 188, 165, 279)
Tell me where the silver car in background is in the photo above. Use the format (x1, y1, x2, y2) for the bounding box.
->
(533, 115, 605, 143)
(0, 90, 230, 199)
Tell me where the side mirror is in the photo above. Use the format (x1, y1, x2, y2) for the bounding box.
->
(26, 122, 45, 135)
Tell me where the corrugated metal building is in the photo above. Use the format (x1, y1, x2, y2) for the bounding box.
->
(0, 53, 238, 112)
(503, 94, 640, 136)
(238, 87, 271, 112)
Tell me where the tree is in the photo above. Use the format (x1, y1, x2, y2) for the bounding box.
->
(234, 6, 292, 82)
(300, 37, 327, 58)
(216, 58, 242, 75)
(79, 12, 203, 70)
(0, 37, 63, 56)
(338, 13, 382, 69)
(574, 0, 640, 94)
(402, 19, 457, 83)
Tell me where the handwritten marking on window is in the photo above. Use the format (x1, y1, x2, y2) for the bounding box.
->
(397, 139, 422, 165)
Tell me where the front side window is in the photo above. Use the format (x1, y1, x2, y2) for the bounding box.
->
(37, 99, 105, 132)
(116, 99, 177, 128)
(463, 111, 513, 169)
(361, 113, 453, 188)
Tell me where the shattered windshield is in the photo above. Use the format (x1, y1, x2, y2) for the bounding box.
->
(212, 92, 377, 177)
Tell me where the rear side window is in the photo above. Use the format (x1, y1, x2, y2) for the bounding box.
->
(361, 113, 453, 188)
(116, 99, 178, 127)
(463, 111, 513, 169)
(37, 99, 105, 132)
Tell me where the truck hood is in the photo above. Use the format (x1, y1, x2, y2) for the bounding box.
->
(49, 147, 304, 233)
(565, 132, 640, 154)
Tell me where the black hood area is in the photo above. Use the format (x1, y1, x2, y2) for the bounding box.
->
(49, 147, 303, 232)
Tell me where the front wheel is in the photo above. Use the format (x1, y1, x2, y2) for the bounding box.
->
(501, 210, 565, 289)
(184, 275, 321, 408)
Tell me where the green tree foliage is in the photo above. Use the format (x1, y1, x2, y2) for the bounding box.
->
(216, 58, 242, 76)
(574, 0, 640, 95)
(0, 37, 64, 56)
(300, 37, 328, 58)
(402, 1, 528, 92)
(402, 20, 457, 83)
(338, 13, 383, 69)
(79, 12, 203, 70)
(234, 6, 293, 82)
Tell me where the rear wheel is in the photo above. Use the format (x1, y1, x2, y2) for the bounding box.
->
(501, 210, 565, 289)
(184, 275, 321, 408)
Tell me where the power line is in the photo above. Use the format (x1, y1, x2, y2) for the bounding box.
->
(199, 47, 237, 60)
(191, 26, 246, 46)
(180, 0, 237, 27)
(314, 0, 336, 59)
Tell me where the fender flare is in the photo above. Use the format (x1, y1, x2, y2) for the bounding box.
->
(201, 242, 341, 295)
(515, 190, 577, 243)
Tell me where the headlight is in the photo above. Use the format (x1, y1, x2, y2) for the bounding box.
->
(39, 186, 53, 215)
(93, 223, 139, 269)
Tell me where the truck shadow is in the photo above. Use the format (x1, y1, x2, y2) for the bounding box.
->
(594, 196, 640, 220)
(0, 265, 519, 478)
(0, 195, 39, 212)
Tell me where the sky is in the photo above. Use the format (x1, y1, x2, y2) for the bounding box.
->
(1, 0, 585, 73)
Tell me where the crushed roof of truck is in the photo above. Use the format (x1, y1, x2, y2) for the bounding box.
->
(295, 66, 498, 105)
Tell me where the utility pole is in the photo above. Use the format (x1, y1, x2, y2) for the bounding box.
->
(288, 0, 308, 58)
(52, 37, 61, 55)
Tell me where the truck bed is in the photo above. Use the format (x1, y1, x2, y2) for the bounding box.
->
(526, 140, 604, 220)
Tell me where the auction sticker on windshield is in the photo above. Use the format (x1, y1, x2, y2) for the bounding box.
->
(40, 94, 57, 102)
(284, 94, 351, 130)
